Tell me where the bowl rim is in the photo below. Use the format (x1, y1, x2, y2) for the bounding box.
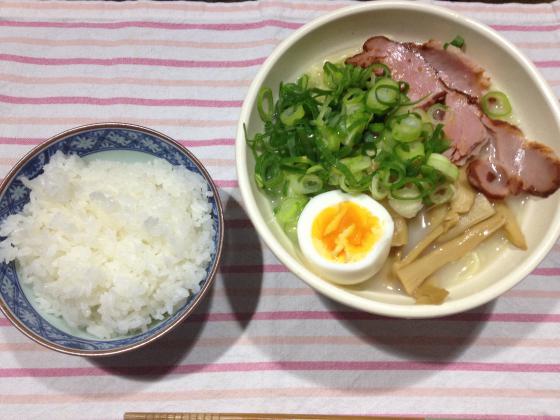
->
(0, 122, 224, 356)
(236, 1, 560, 318)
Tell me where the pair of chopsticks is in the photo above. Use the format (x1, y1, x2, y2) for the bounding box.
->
(124, 414, 423, 420)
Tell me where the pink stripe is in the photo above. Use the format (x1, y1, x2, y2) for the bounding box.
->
(224, 259, 560, 278)
(0, 19, 302, 31)
(447, 4, 553, 14)
(515, 41, 560, 49)
(0, 343, 43, 351)
(0, 389, 558, 405)
(2, 334, 560, 352)
(0, 20, 558, 32)
(220, 264, 285, 273)
(534, 61, 560, 68)
(0, 117, 236, 127)
(506, 290, 560, 298)
(180, 138, 234, 147)
(225, 219, 254, 228)
(0, 361, 558, 378)
(0, 57, 557, 73)
(0, 73, 252, 88)
(213, 287, 313, 297)
(166, 334, 560, 349)
(0, 1, 552, 16)
(490, 24, 560, 32)
(0, 157, 16, 165)
(0, 1, 345, 13)
(199, 158, 234, 167)
(187, 311, 560, 323)
(0, 137, 236, 147)
(214, 286, 560, 300)
(0, 136, 42, 145)
(2, 310, 559, 327)
(214, 180, 238, 189)
(0, 36, 280, 49)
(0, 54, 265, 68)
(532, 267, 560, 276)
(0, 94, 242, 108)
(215, 286, 560, 301)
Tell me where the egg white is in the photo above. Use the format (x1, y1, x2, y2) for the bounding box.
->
(297, 190, 394, 285)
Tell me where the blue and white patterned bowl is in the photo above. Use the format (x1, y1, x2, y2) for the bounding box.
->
(0, 123, 224, 356)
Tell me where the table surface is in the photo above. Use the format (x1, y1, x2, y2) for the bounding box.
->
(0, 1, 559, 419)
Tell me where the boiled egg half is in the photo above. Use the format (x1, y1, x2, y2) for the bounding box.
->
(297, 190, 394, 285)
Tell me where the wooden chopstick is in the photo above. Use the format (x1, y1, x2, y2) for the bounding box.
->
(124, 413, 423, 420)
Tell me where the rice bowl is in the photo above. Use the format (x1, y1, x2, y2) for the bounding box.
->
(0, 152, 215, 339)
(0, 123, 223, 356)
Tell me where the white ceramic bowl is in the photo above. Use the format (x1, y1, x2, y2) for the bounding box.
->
(236, 1, 560, 318)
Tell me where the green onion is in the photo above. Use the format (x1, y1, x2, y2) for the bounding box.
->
(388, 198, 424, 219)
(425, 124, 450, 154)
(281, 156, 315, 171)
(375, 84, 400, 106)
(306, 164, 325, 174)
(481, 91, 512, 119)
(275, 196, 308, 224)
(371, 63, 391, 78)
(426, 153, 459, 181)
(422, 122, 434, 138)
(413, 109, 429, 123)
(255, 153, 284, 191)
(429, 184, 456, 205)
(283, 219, 299, 243)
(366, 78, 399, 113)
(388, 185, 424, 218)
(247, 60, 460, 238)
(369, 175, 388, 200)
(398, 81, 410, 95)
(369, 122, 385, 134)
(395, 141, 425, 161)
(257, 87, 274, 122)
(391, 113, 423, 142)
(427, 103, 447, 125)
(377, 159, 406, 187)
(389, 179, 428, 199)
(274, 196, 309, 240)
(296, 174, 324, 195)
(444, 35, 465, 50)
(340, 155, 372, 173)
(280, 104, 305, 126)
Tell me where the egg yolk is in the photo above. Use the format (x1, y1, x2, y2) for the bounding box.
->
(311, 201, 382, 263)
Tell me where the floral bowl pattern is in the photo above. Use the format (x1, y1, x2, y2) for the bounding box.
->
(0, 123, 224, 356)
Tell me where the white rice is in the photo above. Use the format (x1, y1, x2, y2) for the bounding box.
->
(0, 152, 215, 339)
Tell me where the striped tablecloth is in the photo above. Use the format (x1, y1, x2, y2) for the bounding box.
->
(1, 1, 559, 419)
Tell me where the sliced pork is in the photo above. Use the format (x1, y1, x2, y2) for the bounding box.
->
(441, 91, 491, 165)
(346, 35, 560, 199)
(346, 37, 490, 166)
(419, 40, 490, 100)
(346, 36, 443, 102)
(468, 119, 560, 198)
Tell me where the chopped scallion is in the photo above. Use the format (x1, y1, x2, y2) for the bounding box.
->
(426, 153, 459, 181)
(481, 91, 512, 119)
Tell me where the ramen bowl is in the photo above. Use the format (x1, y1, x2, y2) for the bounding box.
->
(236, 1, 560, 317)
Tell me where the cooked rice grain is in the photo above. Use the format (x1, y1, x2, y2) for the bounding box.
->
(0, 152, 215, 339)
